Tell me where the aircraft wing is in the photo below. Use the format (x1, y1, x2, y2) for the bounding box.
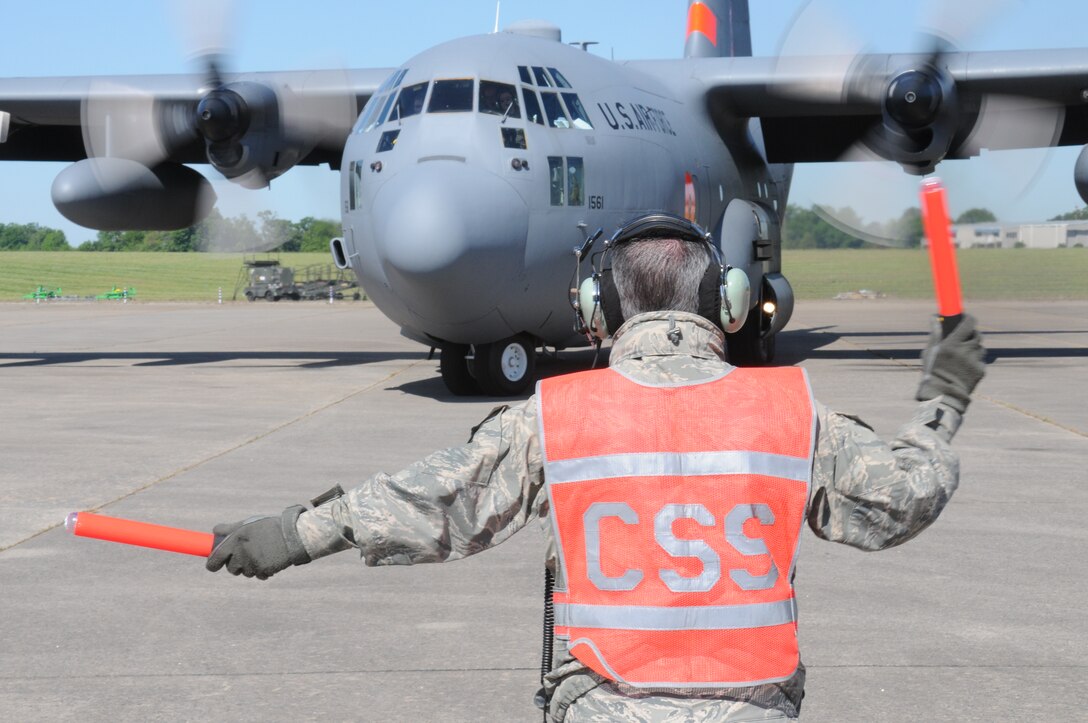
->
(638, 49, 1088, 170)
(0, 68, 393, 168)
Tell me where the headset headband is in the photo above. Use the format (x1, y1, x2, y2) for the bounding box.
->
(571, 211, 750, 341)
(609, 213, 712, 248)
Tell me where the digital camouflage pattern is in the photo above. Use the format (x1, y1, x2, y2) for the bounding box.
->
(295, 311, 970, 721)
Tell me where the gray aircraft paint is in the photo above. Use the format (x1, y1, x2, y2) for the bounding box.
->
(340, 30, 784, 350)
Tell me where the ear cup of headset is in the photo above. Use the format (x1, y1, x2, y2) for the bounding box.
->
(697, 261, 723, 328)
(578, 269, 625, 340)
(595, 269, 625, 339)
(578, 276, 604, 339)
(721, 267, 751, 334)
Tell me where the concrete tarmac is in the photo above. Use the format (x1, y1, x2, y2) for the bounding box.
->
(1, 299, 1085, 721)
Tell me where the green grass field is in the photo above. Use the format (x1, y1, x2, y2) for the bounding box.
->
(783, 248, 1088, 300)
(0, 252, 332, 301)
(0, 248, 1085, 302)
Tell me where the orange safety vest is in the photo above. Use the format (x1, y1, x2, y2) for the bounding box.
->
(537, 366, 815, 688)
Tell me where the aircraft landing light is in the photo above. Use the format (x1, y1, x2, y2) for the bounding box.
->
(763, 302, 777, 314)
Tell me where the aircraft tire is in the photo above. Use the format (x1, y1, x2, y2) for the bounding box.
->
(726, 310, 776, 366)
(440, 344, 480, 396)
(475, 334, 536, 396)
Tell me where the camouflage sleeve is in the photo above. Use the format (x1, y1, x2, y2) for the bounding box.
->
(808, 397, 964, 551)
(294, 397, 547, 565)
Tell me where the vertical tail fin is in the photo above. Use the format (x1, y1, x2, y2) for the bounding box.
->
(684, 0, 751, 58)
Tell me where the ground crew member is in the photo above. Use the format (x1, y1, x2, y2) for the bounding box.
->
(207, 213, 986, 721)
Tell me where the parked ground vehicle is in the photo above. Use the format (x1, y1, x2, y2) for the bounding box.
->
(242, 260, 296, 301)
(236, 257, 362, 301)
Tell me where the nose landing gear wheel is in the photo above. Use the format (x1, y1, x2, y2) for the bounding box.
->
(474, 334, 537, 396)
(439, 344, 480, 396)
(726, 309, 776, 366)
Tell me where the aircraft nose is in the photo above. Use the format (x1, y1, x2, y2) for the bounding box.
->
(372, 163, 528, 326)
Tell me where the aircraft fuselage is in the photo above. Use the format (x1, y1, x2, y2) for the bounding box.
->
(340, 31, 788, 353)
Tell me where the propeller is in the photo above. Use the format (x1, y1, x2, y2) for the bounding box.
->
(772, 0, 1061, 246)
(76, 0, 358, 244)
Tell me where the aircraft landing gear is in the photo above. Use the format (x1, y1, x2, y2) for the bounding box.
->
(474, 334, 537, 396)
(726, 307, 776, 366)
(438, 335, 538, 396)
(439, 344, 480, 396)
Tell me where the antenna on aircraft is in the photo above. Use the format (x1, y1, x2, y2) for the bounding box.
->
(493, 1, 501, 33)
(569, 41, 599, 52)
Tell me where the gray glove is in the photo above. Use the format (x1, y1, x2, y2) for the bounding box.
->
(916, 313, 987, 413)
(206, 505, 311, 579)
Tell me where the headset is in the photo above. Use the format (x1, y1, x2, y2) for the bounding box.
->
(570, 212, 751, 341)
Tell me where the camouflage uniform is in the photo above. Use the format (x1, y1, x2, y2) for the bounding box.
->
(296, 311, 964, 722)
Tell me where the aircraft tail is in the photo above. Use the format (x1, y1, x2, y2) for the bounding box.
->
(684, 0, 751, 58)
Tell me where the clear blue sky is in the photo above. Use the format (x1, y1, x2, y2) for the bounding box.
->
(2, 0, 1087, 245)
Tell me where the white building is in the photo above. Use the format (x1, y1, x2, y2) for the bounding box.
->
(952, 220, 1088, 249)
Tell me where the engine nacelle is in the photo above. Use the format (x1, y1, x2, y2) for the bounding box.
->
(871, 65, 959, 175)
(1076, 145, 1088, 206)
(198, 79, 353, 189)
(52, 158, 216, 230)
(198, 81, 291, 189)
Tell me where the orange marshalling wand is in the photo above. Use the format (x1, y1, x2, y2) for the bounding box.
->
(66, 511, 218, 557)
(919, 178, 964, 330)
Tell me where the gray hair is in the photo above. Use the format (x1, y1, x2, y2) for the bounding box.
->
(611, 237, 709, 319)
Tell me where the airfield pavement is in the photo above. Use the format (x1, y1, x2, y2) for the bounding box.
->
(0, 299, 1085, 722)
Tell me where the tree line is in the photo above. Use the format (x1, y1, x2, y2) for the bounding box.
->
(0, 210, 341, 253)
(781, 205, 1008, 249)
(0, 223, 70, 250)
(3, 203, 1085, 252)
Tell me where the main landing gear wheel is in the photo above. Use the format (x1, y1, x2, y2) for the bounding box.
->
(474, 334, 537, 396)
(439, 344, 480, 396)
(726, 308, 776, 366)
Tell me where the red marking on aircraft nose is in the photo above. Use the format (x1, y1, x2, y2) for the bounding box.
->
(686, 2, 718, 46)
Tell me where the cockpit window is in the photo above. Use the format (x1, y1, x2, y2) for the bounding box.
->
(479, 81, 520, 119)
(548, 68, 572, 88)
(567, 157, 584, 205)
(395, 82, 429, 119)
(500, 128, 526, 148)
(357, 68, 412, 132)
(561, 93, 593, 129)
(377, 68, 408, 94)
(532, 66, 553, 87)
(377, 129, 400, 153)
(376, 92, 398, 126)
(540, 92, 569, 128)
(522, 88, 544, 125)
(501, 127, 527, 149)
(549, 157, 564, 205)
(518, 66, 533, 84)
(376, 74, 395, 94)
(356, 94, 383, 133)
(428, 79, 474, 113)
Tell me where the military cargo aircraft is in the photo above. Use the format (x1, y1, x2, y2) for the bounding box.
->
(2, 0, 1087, 395)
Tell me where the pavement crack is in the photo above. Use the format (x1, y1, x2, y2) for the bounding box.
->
(973, 393, 1086, 438)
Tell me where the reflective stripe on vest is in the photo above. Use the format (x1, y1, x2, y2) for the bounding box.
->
(537, 366, 815, 688)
